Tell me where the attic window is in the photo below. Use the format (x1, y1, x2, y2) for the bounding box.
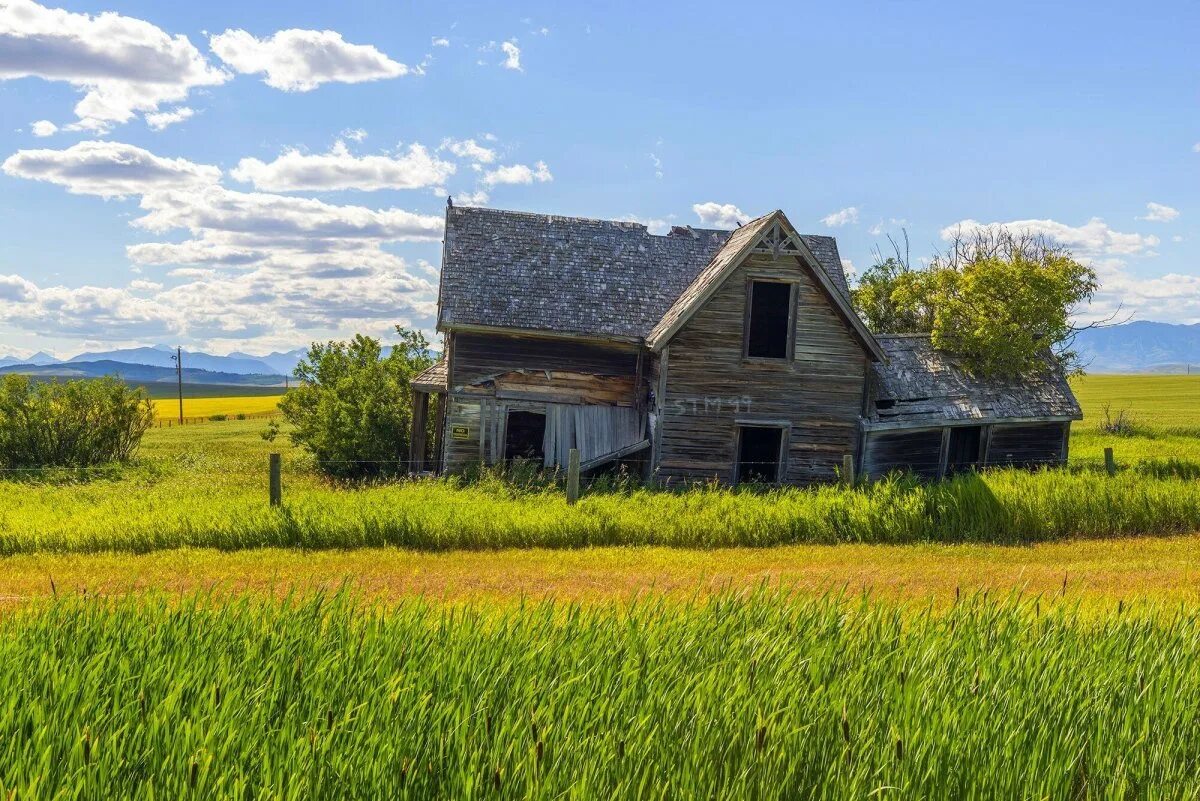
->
(745, 281, 794, 359)
(875, 399, 896, 410)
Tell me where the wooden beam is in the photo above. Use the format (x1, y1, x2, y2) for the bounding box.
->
(579, 439, 651, 472)
(937, 427, 952, 479)
(409, 389, 429, 472)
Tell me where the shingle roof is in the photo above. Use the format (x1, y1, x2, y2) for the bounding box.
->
(412, 358, 447, 391)
(438, 206, 851, 340)
(866, 335, 1082, 429)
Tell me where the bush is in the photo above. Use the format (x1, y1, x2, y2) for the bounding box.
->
(0, 375, 155, 469)
(277, 328, 434, 478)
(209, 414, 228, 422)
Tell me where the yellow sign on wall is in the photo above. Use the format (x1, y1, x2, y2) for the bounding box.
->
(451, 425, 470, 440)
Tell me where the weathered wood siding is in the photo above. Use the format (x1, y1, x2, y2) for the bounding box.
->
(451, 332, 638, 385)
(985, 422, 1069, 468)
(442, 331, 643, 471)
(655, 253, 868, 484)
(862, 429, 945, 479)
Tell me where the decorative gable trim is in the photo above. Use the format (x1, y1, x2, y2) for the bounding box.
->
(646, 211, 885, 362)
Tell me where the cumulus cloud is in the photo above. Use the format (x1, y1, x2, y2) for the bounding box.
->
(2, 140, 220, 198)
(1139, 202, 1179, 223)
(453, 189, 490, 206)
(209, 28, 408, 91)
(144, 106, 194, 131)
(940, 217, 1158, 257)
(231, 141, 455, 192)
(481, 160, 551, 186)
(0, 0, 228, 131)
(431, 36, 449, 47)
(692, 202, 747, 229)
(500, 40, 521, 71)
(1, 138, 447, 346)
(30, 119, 57, 137)
(821, 206, 859, 227)
(440, 137, 496, 164)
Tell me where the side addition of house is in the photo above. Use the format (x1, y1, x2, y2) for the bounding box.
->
(410, 205, 1081, 484)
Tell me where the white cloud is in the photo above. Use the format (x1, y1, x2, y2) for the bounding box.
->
(454, 190, 490, 206)
(144, 106, 194, 131)
(131, 184, 443, 246)
(692, 201, 747, 229)
(431, 36, 449, 47)
(30, 119, 57, 137)
(209, 28, 407, 91)
(840, 258, 856, 279)
(868, 217, 907, 236)
(440, 137, 496, 163)
(821, 206, 859, 227)
(2, 140, 220, 198)
(0, 0, 228, 132)
(1139, 202, 1179, 223)
(622, 215, 671, 235)
(941, 217, 1158, 257)
(231, 141, 455, 192)
(340, 127, 368, 142)
(1193, 142, 1200, 153)
(0, 139, 446, 349)
(500, 40, 521, 71)
(481, 160, 551, 186)
(649, 152, 663, 179)
(1173, 235, 1184, 243)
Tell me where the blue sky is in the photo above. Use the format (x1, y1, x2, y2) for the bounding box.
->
(1, 0, 1197, 358)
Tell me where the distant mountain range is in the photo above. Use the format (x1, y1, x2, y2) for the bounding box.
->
(0, 345, 307, 377)
(1073, 321, 1200, 373)
(0, 360, 286, 387)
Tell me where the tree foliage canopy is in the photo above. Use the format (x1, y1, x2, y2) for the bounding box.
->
(851, 229, 1098, 377)
(276, 328, 434, 478)
(0, 375, 154, 469)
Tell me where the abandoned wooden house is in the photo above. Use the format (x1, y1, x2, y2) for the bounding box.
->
(409, 205, 1082, 483)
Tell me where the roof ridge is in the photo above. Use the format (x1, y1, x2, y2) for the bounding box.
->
(450, 205, 726, 236)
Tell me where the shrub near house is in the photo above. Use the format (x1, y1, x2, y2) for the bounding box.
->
(0, 375, 155, 468)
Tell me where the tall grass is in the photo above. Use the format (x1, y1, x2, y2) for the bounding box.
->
(6, 466, 1200, 554)
(0, 590, 1197, 799)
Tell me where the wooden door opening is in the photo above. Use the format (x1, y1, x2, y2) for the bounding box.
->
(505, 410, 546, 463)
(736, 426, 785, 484)
(946, 425, 983, 473)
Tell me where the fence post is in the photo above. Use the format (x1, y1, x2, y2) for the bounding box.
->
(269, 453, 282, 506)
(566, 448, 580, 505)
(1104, 447, 1116, 476)
(842, 454, 856, 487)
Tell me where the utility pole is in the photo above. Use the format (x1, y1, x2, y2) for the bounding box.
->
(171, 347, 183, 424)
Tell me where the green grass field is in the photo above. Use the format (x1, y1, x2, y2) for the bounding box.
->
(2, 591, 1198, 799)
(0, 376, 1198, 798)
(0, 376, 1198, 556)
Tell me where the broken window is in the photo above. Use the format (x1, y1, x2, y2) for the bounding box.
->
(745, 281, 793, 359)
(946, 425, 983, 473)
(504, 410, 546, 463)
(736, 425, 785, 484)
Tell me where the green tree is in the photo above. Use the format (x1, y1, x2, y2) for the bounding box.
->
(850, 229, 1099, 377)
(0, 375, 155, 468)
(277, 327, 434, 478)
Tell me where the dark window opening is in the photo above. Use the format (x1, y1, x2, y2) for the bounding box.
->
(737, 426, 784, 484)
(874, 399, 896, 410)
(505, 411, 546, 463)
(946, 426, 983, 473)
(746, 281, 792, 359)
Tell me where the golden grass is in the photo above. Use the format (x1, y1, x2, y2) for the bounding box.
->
(3, 534, 1197, 610)
(152, 394, 282, 421)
